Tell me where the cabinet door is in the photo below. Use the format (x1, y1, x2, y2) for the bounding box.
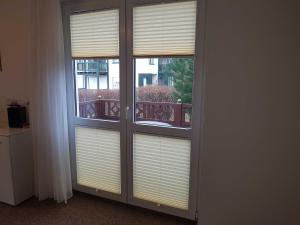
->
(0, 136, 15, 205)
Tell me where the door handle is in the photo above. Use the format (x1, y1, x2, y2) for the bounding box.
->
(125, 106, 131, 120)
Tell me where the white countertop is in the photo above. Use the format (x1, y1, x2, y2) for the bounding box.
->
(0, 128, 31, 137)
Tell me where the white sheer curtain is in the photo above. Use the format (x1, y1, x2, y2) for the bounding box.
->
(31, 0, 72, 203)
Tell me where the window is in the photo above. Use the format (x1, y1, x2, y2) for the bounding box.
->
(86, 76, 98, 89)
(135, 57, 193, 127)
(133, 1, 196, 128)
(132, 1, 197, 213)
(70, 10, 119, 57)
(148, 58, 155, 65)
(133, 1, 196, 56)
(68, 7, 123, 205)
(70, 9, 120, 120)
(133, 134, 191, 210)
(77, 62, 85, 71)
(76, 127, 121, 194)
(138, 73, 153, 86)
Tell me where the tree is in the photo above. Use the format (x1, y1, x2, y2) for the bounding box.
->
(162, 58, 194, 103)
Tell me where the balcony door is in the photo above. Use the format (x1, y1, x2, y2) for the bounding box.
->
(63, 0, 203, 220)
(126, 0, 201, 219)
(63, 0, 127, 202)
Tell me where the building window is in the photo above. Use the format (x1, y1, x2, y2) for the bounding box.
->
(138, 73, 153, 87)
(87, 76, 98, 89)
(77, 62, 85, 71)
(149, 58, 155, 65)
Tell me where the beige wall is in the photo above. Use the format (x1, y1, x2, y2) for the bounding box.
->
(0, 0, 32, 126)
(198, 0, 300, 224)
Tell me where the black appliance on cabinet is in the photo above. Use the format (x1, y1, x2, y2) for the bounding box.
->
(7, 104, 27, 128)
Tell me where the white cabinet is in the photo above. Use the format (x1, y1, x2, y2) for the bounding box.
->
(0, 129, 34, 205)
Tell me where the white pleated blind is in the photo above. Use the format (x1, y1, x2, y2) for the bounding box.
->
(70, 9, 119, 57)
(133, 134, 191, 210)
(133, 1, 197, 56)
(75, 127, 121, 194)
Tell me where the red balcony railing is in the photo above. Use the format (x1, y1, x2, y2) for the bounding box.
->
(79, 99, 192, 127)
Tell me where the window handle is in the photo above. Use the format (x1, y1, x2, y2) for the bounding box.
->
(125, 106, 131, 120)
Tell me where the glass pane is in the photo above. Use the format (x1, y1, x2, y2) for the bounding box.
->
(70, 9, 119, 58)
(76, 127, 121, 194)
(75, 59, 120, 121)
(134, 58, 193, 128)
(133, 133, 191, 210)
(133, 1, 196, 56)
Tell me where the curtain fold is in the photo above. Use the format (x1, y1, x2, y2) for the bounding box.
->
(31, 0, 72, 203)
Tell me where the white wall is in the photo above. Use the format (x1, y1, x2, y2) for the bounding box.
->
(0, 0, 32, 127)
(108, 60, 120, 89)
(108, 58, 159, 88)
(135, 58, 158, 87)
(197, 0, 300, 224)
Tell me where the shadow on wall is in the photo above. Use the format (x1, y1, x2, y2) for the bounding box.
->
(0, 107, 8, 128)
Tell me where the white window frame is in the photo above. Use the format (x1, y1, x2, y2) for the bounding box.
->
(125, 0, 205, 219)
(62, 0, 127, 203)
(62, 0, 206, 221)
